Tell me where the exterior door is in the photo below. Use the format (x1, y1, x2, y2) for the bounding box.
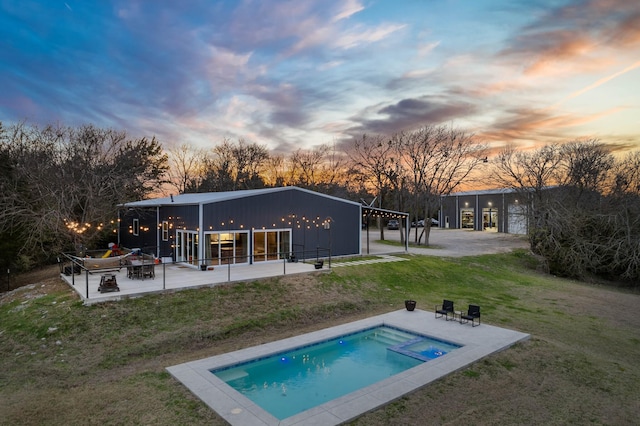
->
(253, 229, 291, 262)
(204, 231, 249, 265)
(176, 230, 198, 265)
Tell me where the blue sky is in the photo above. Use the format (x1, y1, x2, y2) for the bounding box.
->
(1, 0, 639, 154)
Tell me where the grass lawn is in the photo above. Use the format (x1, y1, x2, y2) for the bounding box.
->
(1, 250, 639, 425)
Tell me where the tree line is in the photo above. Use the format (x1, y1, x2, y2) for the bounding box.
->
(0, 122, 168, 271)
(1, 120, 639, 286)
(491, 141, 640, 284)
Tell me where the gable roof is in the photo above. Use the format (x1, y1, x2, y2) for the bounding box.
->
(446, 186, 559, 197)
(121, 186, 361, 208)
(446, 188, 519, 197)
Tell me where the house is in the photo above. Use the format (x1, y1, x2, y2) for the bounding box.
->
(118, 187, 407, 268)
(439, 188, 528, 234)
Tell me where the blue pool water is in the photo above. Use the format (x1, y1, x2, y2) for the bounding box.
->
(211, 325, 461, 420)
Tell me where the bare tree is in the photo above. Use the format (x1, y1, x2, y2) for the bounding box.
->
(397, 125, 487, 245)
(606, 151, 640, 281)
(347, 134, 398, 240)
(288, 146, 326, 189)
(196, 139, 268, 192)
(562, 140, 613, 188)
(231, 138, 269, 189)
(490, 143, 565, 247)
(166, 143, 206, 194)
(491, 140, 640, 284)
(262, 153, 287, 187)
(610, 151, 640, 196)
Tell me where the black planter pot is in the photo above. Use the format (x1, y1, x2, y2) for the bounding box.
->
(405, 300, 416, 311)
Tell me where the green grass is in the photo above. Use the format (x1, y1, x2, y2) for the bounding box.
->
(1, 251, 639, 425)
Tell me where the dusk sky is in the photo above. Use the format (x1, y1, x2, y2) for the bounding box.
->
(1, 0, 639, 154)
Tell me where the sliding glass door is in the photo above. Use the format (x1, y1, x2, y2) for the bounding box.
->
(204, 231, 249, 265)
(253, 229, 290, 262)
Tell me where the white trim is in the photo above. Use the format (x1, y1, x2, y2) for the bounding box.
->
(121, 186, 362, 208)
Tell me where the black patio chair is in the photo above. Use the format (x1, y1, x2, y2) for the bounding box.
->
(460, 304, 481, 327)
(435, 299, 455, 321)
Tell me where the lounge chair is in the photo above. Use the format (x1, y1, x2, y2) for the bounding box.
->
(435, 299, 455, 321)
(460, 304, 481, 327)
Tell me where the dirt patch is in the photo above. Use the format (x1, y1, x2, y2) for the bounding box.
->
(0, 273, 71, 306)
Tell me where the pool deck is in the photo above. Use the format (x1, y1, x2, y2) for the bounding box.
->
(167, 309, 530, 426)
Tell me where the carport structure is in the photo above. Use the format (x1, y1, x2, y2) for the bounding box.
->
(361, 206, 409, 253)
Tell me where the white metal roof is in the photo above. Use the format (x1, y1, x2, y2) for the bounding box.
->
(121, 186, 362, 208)
(446, 188, 519, 197)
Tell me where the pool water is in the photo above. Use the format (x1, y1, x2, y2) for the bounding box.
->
(212, 325, 461, 420)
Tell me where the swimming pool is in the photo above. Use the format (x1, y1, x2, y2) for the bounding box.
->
(212, 326, 460, 419)
(166, 310, 530, 425)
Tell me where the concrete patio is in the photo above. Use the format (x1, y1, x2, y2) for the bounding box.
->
(60, 259, 332, 305)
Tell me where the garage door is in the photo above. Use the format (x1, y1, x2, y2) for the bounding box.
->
(507, 204, 527, 235)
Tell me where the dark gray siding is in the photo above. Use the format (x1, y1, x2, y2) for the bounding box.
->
(202, 189, 360, 257)
(119, 188, 362, 259)
(157, 205, 199, 259)
(119, 208, 159, 252)
(119, 205, 199, 257)
(441, 191, 521, 233)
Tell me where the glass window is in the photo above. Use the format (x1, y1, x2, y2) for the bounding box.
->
(235, 232, 248, 263)
(254, 231, 266, 262)
(266, 232, 278, 260)
(279, 230, 290, 259)
(162, 221, 169, 241)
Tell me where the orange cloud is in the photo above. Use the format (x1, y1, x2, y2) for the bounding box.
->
(523, 33, 596, 76)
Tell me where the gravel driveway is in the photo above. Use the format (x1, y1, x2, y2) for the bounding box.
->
(361, 228, 529, 257)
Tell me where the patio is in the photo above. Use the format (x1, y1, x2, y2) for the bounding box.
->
(60, 259, 328, 305)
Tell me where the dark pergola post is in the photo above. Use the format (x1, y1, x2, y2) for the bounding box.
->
(361, 206, 409, 254)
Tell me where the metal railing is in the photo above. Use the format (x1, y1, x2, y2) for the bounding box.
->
(58, 247, 331, 300)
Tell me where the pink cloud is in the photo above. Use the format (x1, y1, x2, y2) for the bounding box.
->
(522, 32, 596, 76)
(604, 12, 640, 47)
(1, 95, 40, 118)
(479, 106, 627, 149)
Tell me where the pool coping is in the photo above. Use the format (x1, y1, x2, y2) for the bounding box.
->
(166, 309, 530, 425)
